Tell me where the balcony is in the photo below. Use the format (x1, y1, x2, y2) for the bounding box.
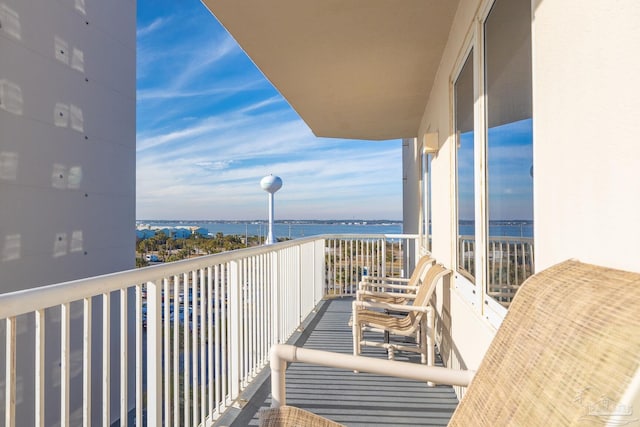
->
(0, 233, 528, 426)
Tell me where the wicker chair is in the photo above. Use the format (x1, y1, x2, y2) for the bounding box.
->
(261, 259, 640, 426)
(259, 405, 345, 427)
(352, 263, 451, 364)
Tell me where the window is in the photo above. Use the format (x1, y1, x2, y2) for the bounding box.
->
(454, 51, 476, 283)
(484, 0, 534, 307)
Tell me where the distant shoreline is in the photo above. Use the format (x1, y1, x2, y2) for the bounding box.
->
(137, 219, 403, 225)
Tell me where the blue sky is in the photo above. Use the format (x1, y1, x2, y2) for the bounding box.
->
(457, 119, 534, 222)
(136, 1, 402, 220)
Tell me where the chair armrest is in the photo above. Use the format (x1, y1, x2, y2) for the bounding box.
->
(359, 281, 418, 292)
(361, 276, 410, 284)
(356, 290, 417, 302)
(354, 300, 429, 313)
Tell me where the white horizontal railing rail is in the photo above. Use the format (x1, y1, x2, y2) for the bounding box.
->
(0, 234, 418, 426)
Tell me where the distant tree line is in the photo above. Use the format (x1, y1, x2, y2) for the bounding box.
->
(136, 231, 290, 267)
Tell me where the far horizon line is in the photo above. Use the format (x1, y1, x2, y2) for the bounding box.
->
(136, 219, 403, 223)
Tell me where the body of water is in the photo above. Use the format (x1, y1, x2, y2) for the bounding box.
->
(458, 221, 533, 238)
(138, 220, 533, 239)
(139, 221, 402, 240)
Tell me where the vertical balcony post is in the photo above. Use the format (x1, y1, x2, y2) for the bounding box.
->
(297, 245, 303, 326)
(61, 303, 70, 427)
(146, 280, 162, 426)
(317, 239, 326, 301)
(5, 316, 16, 427)
(229, 260, 242, 400)
(35, 309, 45, 427)
(271, 251, 280, 344)
(381, 238, 387, 278)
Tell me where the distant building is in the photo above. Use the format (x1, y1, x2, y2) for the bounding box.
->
(192, 227, 209, 236)
(136, 229, 156, 239)
(171, 228, 191, 239)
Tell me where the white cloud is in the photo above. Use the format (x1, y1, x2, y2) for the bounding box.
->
(136, 1, 402, 220)
(137, 17, 169, 37)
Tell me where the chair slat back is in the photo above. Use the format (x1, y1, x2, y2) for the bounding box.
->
(405, 264, 449, 330)
(449, 259, 640, 426)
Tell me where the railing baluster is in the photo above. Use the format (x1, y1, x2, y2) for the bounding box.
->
(229, 259, 241, 401)
(248, 258, 254, 379)
(163, 278, 171, 426)
(207, 266, 214, 418)
(120, 288, 128, 427)
(183, 272, 190, 427)
(35, 309, 45, 427)
(241, 259, 248, 386)
(192, 269, 199, 425)
(221, 263, 229, 408)
(214, 265, 221, 416)
(102, 293, 110, 427)
(252, 257, 258, 373)
(257, 256, 263, 367)
(135, 285, 142, 426)
(83, 298, 91, 427)
(173, 275, 180, 427)
(5, 316, 16, 427)
(200, 268, 206, 423)
(61, 303, 70, 427)
(147, 280, 162, 427)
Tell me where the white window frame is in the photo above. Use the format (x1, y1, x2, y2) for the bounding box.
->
(451, 36, 481, 309)
(451, 0, 531, 327)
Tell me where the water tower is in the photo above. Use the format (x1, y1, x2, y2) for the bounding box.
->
(260, 174, 283, 244)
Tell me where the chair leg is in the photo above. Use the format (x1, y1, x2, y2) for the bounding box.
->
(352, 302, 361, 357)
(426, 308, 435, 386)
(420, 317, 428, 365)
(352, 303, 363, 373)
(387, 345, 395, 360)
(427, 306, 435, 367)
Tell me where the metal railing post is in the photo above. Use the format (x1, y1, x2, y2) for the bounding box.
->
(146, 280, 162, 426)
(271, 251, 280, 344)
(229, 260, 242, 400)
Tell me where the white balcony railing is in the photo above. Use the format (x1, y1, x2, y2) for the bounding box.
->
(458, 235, 535, 306)
(0, 234, 418, 427)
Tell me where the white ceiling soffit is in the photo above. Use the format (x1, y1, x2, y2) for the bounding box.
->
(202, 0, 459, 141)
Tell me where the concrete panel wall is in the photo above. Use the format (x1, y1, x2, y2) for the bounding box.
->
(0, 0, 135, 424)
(0, 0, 135, 291)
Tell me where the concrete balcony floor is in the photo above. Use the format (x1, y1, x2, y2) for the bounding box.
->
(222, 298, 459, 426)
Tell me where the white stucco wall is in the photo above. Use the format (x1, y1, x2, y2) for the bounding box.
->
(532, 0, 640, 273)
(408, 0, 640, 388)
(0, 0, 135, 424)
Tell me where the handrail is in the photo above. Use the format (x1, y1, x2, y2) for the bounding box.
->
(269, 344, 475, 408)
(0, 233, 416, 319)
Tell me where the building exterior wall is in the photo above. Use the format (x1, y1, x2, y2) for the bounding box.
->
(1, 0, 135, 292)
(407, 0, 640, 393)
(0, 0, 135, 424)
(531, 0, 640, 273)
